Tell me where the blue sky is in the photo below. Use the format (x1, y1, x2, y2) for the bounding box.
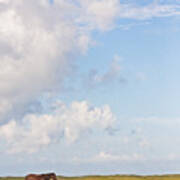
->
(0, 0, 180, 177)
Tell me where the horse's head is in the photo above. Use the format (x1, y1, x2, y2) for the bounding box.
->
(48, 173, 57, 180)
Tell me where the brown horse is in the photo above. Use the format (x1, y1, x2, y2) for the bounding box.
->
(25, 173, 57, 180)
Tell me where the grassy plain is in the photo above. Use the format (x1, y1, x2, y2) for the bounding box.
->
(1, 175, 180, 180)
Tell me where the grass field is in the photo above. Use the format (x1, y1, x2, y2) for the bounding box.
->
(1, 175, 180, 180)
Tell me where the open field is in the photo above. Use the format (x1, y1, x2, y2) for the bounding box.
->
(1, 175, 180, 180)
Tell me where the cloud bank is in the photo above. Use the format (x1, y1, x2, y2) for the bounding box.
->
(0, 0, 179, 153)
(0, 101, 116, 153)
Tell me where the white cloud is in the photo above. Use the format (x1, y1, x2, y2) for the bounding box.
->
(86, 55, 124, 87)
(76, 1, 180, 30)
(77, 0, 120, 31)
(0, 100, 12, 120)
(117, 3, 180, 20)
(97, 151, 145, 161)
(73, 151, 145, 163)
(0, 0, 179, 155)
(0, 0, 10, 4)
(0, 101, 116, 154)
(0, 0, 179, 122)
(0, 0, 89, 122)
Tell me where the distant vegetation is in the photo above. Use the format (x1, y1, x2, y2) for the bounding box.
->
(1, 175, 180, 180)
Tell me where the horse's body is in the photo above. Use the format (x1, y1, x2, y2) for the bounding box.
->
(25, 173, 57, 180)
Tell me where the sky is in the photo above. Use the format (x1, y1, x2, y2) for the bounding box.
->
(0, 0, 180, 177)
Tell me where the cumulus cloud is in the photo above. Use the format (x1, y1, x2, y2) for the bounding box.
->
(0, 2, 76, 121)
(76, 0, 120, 31)
(0, 0, 179, 154)
(0, 101, 116, 154)
(0, 0, 126, 123)
(85, 55, 126, 88)
(0, 0, 179, 122)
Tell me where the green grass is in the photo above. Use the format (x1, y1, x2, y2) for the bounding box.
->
(58, 175, 180, 180)
(1, 175, 180, 180)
